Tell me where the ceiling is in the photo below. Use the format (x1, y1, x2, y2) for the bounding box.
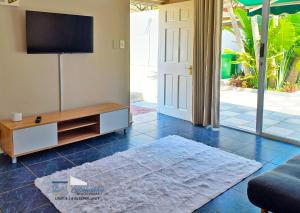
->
(130, 0, 168, 12)
(131, 0, 168, 6)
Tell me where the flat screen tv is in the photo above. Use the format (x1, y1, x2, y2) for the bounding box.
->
(26, 11, 93, 54)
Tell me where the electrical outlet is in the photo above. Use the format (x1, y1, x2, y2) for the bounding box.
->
(120, 40, 125, 49)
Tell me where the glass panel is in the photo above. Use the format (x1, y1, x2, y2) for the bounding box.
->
(220, 1, 258, 132)
(262, 2, 300, 142)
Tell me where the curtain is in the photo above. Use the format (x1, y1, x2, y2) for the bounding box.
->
(193, 0, 223, 128)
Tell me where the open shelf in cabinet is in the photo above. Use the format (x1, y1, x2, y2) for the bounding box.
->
(57, 115, 100, 145)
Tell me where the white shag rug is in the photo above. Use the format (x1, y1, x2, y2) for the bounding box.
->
(35, 135, 262, 213)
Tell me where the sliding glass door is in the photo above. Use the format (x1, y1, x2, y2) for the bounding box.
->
(261, 0, 300, 143)
(220, 0, 258, 132)
(220, 0, 300, 144)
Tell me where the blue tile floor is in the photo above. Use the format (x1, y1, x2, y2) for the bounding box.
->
(1, 112, 300, 212)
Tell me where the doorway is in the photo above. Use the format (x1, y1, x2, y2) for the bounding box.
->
(130, 4, 159, 116)
(130, 1, 194, 122)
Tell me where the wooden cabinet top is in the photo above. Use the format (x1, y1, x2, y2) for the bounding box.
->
(0, 103, 128, 130)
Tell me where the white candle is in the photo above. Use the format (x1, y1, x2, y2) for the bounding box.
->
(11, 112, 22, 122)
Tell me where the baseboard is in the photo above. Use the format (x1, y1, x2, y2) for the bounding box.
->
(129, 112, 133, 123)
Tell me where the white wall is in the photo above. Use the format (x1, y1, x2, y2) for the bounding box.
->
(130, 10, 159, 103)
(0, 0, 130, 119)
(222, 30, 238, 53)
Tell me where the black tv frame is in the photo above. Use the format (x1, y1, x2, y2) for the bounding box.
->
(26, 11, 94, 54)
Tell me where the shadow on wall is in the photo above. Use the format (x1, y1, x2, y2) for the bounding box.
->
(10, 10, 26, 52)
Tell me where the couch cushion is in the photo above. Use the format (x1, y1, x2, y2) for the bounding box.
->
(248, 155, 300, 213)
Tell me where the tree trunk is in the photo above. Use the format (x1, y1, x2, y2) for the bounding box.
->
(268, 57, 277, 89)
(286, 57, 300, 84)
(224, 0, 250, 75)
(251, 16, 260, 72)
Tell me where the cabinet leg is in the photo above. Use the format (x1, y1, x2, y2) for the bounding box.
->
(12, 157, 17, 164)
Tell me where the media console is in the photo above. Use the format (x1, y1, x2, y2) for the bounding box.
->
(0, 103, 129, 163)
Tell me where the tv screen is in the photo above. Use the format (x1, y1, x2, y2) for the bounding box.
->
(26, 11, 93, 54)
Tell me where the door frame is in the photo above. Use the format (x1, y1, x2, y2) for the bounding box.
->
(255, 0, 300, 145)
(256, 0, 270, 135)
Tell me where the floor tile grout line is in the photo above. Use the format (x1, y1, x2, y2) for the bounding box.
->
(54, 147, 108, 164)
(20, 155, 63, 167)
(23, 187, 50, 213)
(62, 146, 102, 166)
(54, 149, 78, 167)
(85, 140, 116, 150)
(89, 145, 107, 152)
(139, 132, 156, 140)
(85, 142, 97, 149)
(59, 152, 77, 167)
(20, 161, 38, 178)
(0, 183, 33, 196)
(24, 202, 51, 213)
(55, 150, 65, 158)
(0, 166, 25, 176)
(0, 161, 40, 177)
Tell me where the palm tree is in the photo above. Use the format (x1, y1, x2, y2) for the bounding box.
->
(251, 16, 260, 72)
(225, 5, 300, 90)
(268, 16, 298, 89)
(224, 0, 251, 75)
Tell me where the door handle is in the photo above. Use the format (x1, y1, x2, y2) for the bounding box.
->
(185, 65, 193, 75)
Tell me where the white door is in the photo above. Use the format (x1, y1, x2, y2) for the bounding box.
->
(158, 1, 193, 121)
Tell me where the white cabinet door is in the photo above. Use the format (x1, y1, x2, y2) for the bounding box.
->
(13, 123, 58, 155)
(100, 109, 129, 134)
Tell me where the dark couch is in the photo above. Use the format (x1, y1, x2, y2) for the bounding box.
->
(247, 154, 300, 213)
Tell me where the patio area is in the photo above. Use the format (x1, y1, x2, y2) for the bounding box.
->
(221, 87, 300, 141)
(130, 101, 157, 116)
(131, 88, 300, 142)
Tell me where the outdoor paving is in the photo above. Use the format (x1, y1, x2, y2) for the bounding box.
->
(131, 101, 157, 109)
(221, 88, 300, 142)
(132, 90, 300, 142)
(130, 105, 156, 116)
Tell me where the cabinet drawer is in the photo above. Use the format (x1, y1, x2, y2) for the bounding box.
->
(100, 109, 129, 134)
(13, 123, 58, 155)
